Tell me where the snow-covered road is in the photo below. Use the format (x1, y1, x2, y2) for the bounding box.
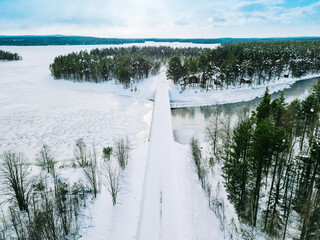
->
(135, 77, 185, 239)
(135, 78, 223, 239)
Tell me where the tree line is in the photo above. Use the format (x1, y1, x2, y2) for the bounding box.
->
(49, 46, 206, 88)
(0, 50, 22, 61)
(167, 41, 320, 89)
(220, 81, 320, 239)
(1, 36, 319, 46)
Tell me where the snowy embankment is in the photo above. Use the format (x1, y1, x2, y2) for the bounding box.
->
(169, 74, 320, 108)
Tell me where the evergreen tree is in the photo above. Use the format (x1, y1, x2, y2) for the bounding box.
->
(223, 117, 254, 220)
(270, 92, 286, 128)
(264, 127, 289, 236)
(221, 79, 320, 238)
(114, 65, 131, 88)
(166, 56, 185, 83)
(251, 118, 275, 227)
(299, 138, 320, 240)
(256, 87, 271, 123)
(0, 50, 22, 60)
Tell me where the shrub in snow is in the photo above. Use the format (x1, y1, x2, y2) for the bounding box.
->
(74, 138, 89, 167)
(102, 161, 123, 206)
(83, 145, 101, 198)
(36, 143, 56, 175)
(102, 146, 113, 161)
(115, 137, 130, 170)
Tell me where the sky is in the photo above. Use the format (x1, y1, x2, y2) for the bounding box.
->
(0, 0, 320, 38)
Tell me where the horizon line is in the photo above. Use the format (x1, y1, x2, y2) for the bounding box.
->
(1, 35, 320, 39)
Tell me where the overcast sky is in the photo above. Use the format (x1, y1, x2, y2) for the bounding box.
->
(0, 0, 320, 38)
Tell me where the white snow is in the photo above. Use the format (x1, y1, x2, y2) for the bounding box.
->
(136, 77, 223, 239)
(0, 45, 154, 160)
(169, 74, 320, 108)
(1, 43, 317, 240)
(135, 77, 180, 239)
(81, 142, 149, 240)
(83, 77, 224, 240)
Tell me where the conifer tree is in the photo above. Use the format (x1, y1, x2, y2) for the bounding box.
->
(256, 87, 271, 123)
(167, 56, 185, 83)
(223, 117, 253, 220)
(251, 118, 275, 227)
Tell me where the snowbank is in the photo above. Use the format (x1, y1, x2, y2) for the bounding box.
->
(169, 74, 320, 108)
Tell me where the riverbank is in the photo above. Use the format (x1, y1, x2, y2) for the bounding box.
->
(169, 74, 320, 108)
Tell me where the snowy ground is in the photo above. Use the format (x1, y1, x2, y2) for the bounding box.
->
(0, 45, 155, 160)
(82, 77, 225, 240)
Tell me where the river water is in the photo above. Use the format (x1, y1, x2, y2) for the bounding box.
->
(171, 77, 320, 144)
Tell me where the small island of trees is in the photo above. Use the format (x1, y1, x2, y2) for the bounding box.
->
(49, 46, 206, 88)
(0, 50, 22, 61)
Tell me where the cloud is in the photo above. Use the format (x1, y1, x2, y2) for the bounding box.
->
(279, 1, 320, 24)
(0, 0, 319, 37)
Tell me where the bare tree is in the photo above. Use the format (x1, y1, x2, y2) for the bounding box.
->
(237, 104, 251, 123)
(115, 137, 130, 169)
(8, 207, 28, 239)
(0, 209, 10, 240)
(83, 145, 100, 198)
(206, 105, 222, 157)
(0, 150, 90, 240)
(220, 112, 233, 161)
(37, 144, 55, 174)
(190, 137, 208, 189)
(74, 138, 88, 167)
(0, 151, 32, 212)
(102, 162, 123, 205)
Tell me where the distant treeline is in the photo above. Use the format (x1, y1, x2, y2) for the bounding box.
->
(50, 46, 206, 87)
(0, 49, 22, 60)
(167, 40, 320, 89)
(0, 36, 144, 46)
(1, 35, 319, 46)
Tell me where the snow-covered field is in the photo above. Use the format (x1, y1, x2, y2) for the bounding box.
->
(0, 45, 155, 160)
